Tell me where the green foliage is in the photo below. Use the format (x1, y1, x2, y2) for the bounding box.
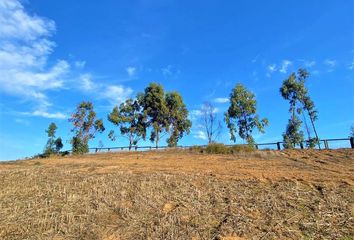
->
(69, 101, 105, 154)
(43, 122, 63, 157)
(350, 124, 354, 138)
(225, 83, 268, 145)
(205, 143, 230, 154)
(71, 136, 89, 154)
(280, 69, 319, 148)
(108, 98, 146, 150)
(138, 83, 169, 148)
(165, 92, 192, 147)
(204, 143, 255, 154)
(282, 117, 304, 149)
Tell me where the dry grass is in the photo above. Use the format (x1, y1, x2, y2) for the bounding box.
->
(0, 149, 353, 239)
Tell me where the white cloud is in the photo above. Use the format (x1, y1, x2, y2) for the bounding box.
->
(323, 59, 337, 72)
(213, 97, 229, 103)
(279, 60, 292, 73)
(31, 110, 66, 119)
(75, 60, 86, 68)
(304, 60, 316, 68)
(0, 0, 55, 41)
(349, 61, 354, 70)
(15, 118, 30, 126)
(126, 66, 136, 77)
(161, 65, 181, 77)
(79, 73, 96, 91)
(101, 85, 133, 106)
(0, 0, 69, 117)
(268, 64, 277, 73)
(324, 59, 336, 68)
(193, 130, 207, 141)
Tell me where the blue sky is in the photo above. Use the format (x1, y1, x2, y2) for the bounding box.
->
(0, 0, 353, 160)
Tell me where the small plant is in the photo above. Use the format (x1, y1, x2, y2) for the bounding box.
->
(43, 122, 63, 157)
(189, 145, 204, 153)
(205, 143, 230, 154)
(229, 144, 255, 153)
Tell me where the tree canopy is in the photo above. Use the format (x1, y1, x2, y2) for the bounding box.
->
(69, 101, 105, 154)
(225, 83, 268, 145)
(165, 91, 192, 147)
(108, 98, 147, 150)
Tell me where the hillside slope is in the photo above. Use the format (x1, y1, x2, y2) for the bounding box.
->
(0, 149, 353, 239)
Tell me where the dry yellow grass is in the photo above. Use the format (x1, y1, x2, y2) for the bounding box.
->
(0, 149, 353, 239)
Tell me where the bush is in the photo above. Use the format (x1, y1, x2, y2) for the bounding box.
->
(189, 145, 205, 153)
(205, 143, 231, 154)
(229, 144, 255, 153)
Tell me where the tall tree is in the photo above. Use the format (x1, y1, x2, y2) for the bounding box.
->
(139, 83, 169, 148)
(225, 83, 268, 145)
(350, 124, 354, 138)
(108, 98, 147, 150)
(69, 101, 105, 154)
(200, 102, 222, 144)
(43, 122, 63, 156)
(280, 69, 320, 148)
(165, 92, 192, 147)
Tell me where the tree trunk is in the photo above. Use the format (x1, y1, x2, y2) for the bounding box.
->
(308, 111, 321, 149)
(156, 130, 159, 149)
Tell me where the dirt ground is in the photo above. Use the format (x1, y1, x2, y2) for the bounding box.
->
(0, 149, 353, 239)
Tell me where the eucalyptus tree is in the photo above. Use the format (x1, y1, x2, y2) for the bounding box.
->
(69, 101, 105, 154)
(225, 83, 268, 145)
(165, 91, 192, 147)
(138, 83, 169, 148)
(108, 98, 147, 150)
(280, 68, 320, 148)
(43, 122, 63, 156)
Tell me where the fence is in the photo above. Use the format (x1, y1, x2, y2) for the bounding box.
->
(86, 137, 354, 153)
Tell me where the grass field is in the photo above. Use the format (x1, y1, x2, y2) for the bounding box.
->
(0, 149, 353, 239)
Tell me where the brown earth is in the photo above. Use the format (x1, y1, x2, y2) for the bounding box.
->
(0, 149, 353, 239)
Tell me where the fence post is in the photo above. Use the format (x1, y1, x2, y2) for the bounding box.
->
(276, 142, 281, 150)
(255, 144, 258, 150)
(324, 140, 329, 149)
(350, 137, 354, 149)
(300, 142, 304, 149)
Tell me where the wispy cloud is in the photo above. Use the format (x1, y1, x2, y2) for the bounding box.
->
(0, 0, 69, 118)
(75, 60, 86, 69)
(31, 110, 66, 119)
(79, 73, 96, 91)
(126, 66, 136, 77)
(213, 97, 229, 103)
(348, 61, 354, 70)
(304, 60, 316, 68)
(101, 85, 133, 107)
(324, 59, 337, 72)
(279, 60, 292, 73)
(161, 65, 181, 78)
(193, 130, 207, 141)
(15, 118, 30, 126)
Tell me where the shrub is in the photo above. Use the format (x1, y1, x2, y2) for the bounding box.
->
(229, 144, 255, 153)
(189, 145, 204, 153)
(205, 143, 231, 154)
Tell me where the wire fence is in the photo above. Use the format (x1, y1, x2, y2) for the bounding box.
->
(82, 137, 354, 154)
